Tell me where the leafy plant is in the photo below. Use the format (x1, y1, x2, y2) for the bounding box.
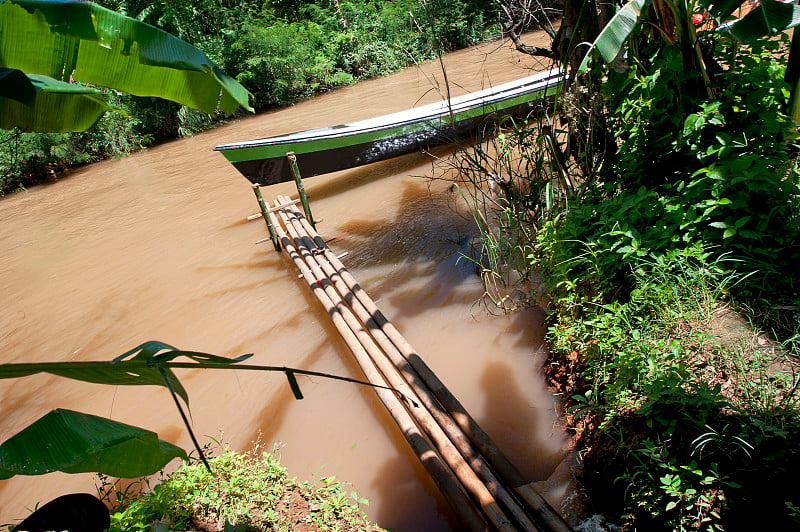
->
(0, 410, 187, 480)
(0, 341, 405, 482)
(0, 0, 252, 132)
(109, 444, 385, 531)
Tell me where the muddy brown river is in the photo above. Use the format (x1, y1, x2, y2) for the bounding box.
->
(0, 34, 572, 530)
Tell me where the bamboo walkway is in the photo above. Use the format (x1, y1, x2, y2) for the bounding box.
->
(254, 190, 573, 532)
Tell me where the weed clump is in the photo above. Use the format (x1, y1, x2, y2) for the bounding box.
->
(107, 444, 385, 532)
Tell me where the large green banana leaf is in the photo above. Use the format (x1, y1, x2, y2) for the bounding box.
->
(0, 0, 252, 132)
(0, 340, 401, 404)
(0, 68, 118, 132)
(0, 341, 404, 480)
(0, 409, 187, 479)
(578, 0, 652, 74)
(704, 0, 800, 42)
(0, 341, 255, 407)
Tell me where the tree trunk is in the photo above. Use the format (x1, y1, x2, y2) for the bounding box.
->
(785, 27, 800, 126)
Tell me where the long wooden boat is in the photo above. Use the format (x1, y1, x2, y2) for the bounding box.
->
(214, 67, 563, 185)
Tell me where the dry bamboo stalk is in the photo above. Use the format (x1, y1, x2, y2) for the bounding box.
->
(247, 198, 302, 220)
(266, 205, 489, 532)
(268, 198, 302, 212)
(277, 196, 539, 531)
(283, 198, 573, 532)
(275, 199, 517, 531)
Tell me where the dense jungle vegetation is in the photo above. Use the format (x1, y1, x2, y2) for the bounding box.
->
(0, 0, 499, 195)
(454, 0, 800, 529)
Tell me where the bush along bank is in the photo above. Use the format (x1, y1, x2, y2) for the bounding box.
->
(449, 32, 800, 529)
(103, 443, 386, 532)
(1, 0, 500, 196)
(533, 37, 800, 530)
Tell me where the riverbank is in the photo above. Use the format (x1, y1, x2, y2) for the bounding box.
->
(446, 29, 800, 529)
(539, 251, 800, 529)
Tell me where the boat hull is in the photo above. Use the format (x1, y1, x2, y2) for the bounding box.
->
(215, 68, 562, 185)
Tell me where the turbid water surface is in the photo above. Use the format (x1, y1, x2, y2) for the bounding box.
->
(0, 33, 571, 530)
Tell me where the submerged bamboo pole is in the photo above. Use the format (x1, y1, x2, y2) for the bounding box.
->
(265, 204, 490, 532)
(277, 196, 541, 531)
(278, 197, 573, 532)
(275, 197, 518, 531)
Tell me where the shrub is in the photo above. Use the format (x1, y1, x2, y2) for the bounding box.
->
(542, 36, 800, 303)
(108, 444, 385, 532)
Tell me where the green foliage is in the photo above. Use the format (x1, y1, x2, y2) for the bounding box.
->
(543, 36, 800, 302)
(3, 0, 500, 193)
(109, 445, 384, 531)
(543, 245, 800, 529)
(1, 91, 146, 195)
(221, 18, 353, 108)
(217, 0, 498, 109)
(0, 409, 187, 480)
(0, 0, 251, 132)
(334, 0, 430, 77)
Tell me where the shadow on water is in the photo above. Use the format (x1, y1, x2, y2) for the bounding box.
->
(479, 360, 566, 481)
(249, 334, 339, 444)
(368, 438, 462, 531)
(332, 180, 479, 314)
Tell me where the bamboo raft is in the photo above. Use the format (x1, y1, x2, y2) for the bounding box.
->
(251, 186, 574, 532)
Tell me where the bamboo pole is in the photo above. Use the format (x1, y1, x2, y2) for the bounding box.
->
(286, 152, 315, 228)
(281, 198, 573, 532)
(265, 204, 489, 532)
(248, 198, 302, 220)
(277, 196, 541, 531)
(275, 198, 518, 531)
(251, 185, 280, 251)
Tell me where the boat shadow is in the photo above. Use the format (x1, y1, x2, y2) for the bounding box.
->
(324, 177, 481, 320)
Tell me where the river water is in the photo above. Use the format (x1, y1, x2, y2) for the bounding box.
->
(0, 33, 572, 530)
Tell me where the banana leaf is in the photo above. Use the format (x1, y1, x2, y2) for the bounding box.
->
(0, 341, 254, 407)
(0, 409, 187, 479)
(0, 0, 252, 132)
(578, 0, 652, 74)
(0, 340, 409, 405)
(0, 342, 408, 479)
(0, 68, 120, 132)
(713, 0, 800, 42)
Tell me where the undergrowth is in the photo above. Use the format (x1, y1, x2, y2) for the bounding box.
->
(104, 443, 384, 532)
(545, 248, 800, 530)
(449, 31, 800, 531)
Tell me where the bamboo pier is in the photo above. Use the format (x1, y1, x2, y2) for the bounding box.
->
(252, 187, 573, 532)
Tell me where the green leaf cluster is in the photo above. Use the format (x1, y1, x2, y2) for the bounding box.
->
(109, 445, 386, 531)
(0, 0, 252, 133)
(0, 409, 187, 480)
(543, 245, 800, 529)
(543, 37, 800, 301)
